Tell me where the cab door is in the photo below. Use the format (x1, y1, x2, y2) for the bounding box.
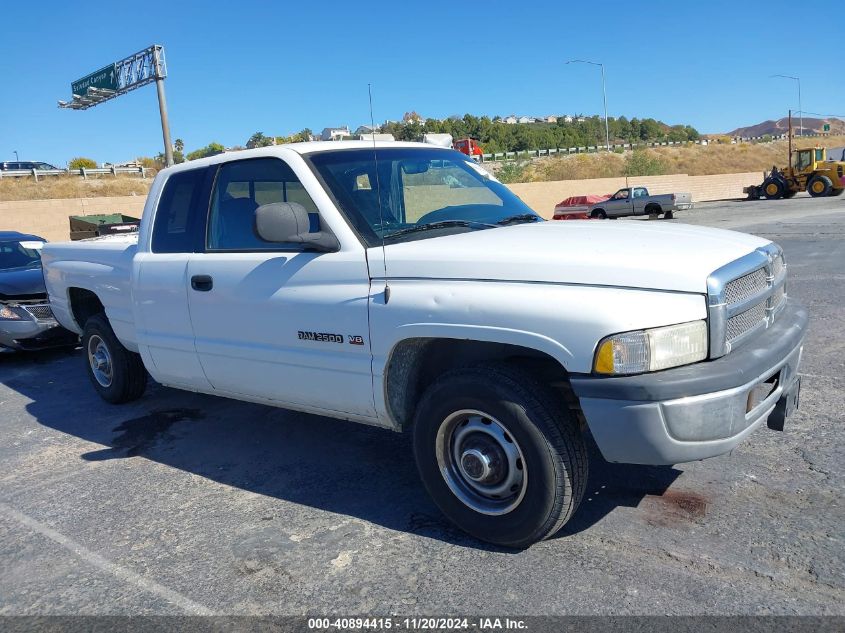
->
(133, 166, 213, 390)
(185, 156, 376, 419)
(605, 189, 632, 217)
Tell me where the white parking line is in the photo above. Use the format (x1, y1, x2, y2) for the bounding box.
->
(0, 501, 215, 615)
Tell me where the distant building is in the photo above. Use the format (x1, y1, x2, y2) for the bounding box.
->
(403, 111, 427, 125)
(517, 116, 534, 124)
(503, 115, 518, 125)
(561, 115, 573, 123)
(544, 115, 558, 124)
(355, 124, 379, 135)
(321, 126, 351, 141)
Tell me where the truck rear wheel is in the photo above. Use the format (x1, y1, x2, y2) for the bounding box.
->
(412, 363, 587, 548)
(808, 175, 833, 197)
(82, 314, 147, 404)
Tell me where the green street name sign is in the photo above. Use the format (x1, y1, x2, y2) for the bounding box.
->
(823, 123, 831, 132)
(71, 64, 117, 95)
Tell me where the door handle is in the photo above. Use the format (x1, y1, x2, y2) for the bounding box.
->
(191, 274, 213, 292)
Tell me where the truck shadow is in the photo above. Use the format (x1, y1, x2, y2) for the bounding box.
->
(5, 350, 680, 551)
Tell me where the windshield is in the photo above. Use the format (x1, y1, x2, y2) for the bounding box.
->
(0, 240, 44, 271)
(308, 147, 540, 246)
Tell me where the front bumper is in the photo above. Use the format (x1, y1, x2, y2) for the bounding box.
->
(0, 318, 79, 352)
(569, 301, 807, 465)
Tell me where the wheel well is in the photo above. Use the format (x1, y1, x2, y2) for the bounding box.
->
(384, 338, 578, 431)
(644, 203, 662, 213)
(68, 288, 105, 329)
(591, 208, 605, 216)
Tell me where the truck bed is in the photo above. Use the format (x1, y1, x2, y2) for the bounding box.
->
(41, 234, 139, 349)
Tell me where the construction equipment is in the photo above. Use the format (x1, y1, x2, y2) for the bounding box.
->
(745, 111, 845, 200)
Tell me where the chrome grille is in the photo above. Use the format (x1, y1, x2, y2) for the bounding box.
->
(726, 302, 767, 340)
(724, 268, 767, 306)
(771, 284, 786, 309)
(23, 304, 54, 322)
(707, 244, 788, 357)
(771, 253, 784, 280)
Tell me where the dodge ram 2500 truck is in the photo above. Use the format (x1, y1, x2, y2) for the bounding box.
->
(41, 141, 807, 547)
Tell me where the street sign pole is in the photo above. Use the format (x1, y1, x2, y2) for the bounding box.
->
(153, 47, 174, 167)
(59, 45, 174, 167)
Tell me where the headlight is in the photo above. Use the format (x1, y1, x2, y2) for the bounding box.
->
(594, 320, 708, 375)
(0, 305, 24, 321)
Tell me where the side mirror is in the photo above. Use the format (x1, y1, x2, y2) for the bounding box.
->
(255, 202, 339, 251)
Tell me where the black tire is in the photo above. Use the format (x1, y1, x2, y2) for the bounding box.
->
(663, 210, 674, 219)
(82, 314, 147, 404)
(832, 188, 844, 196)
(808, 175, 833, 197)
(591, 209, 607, 219)
(412, 363, 588, 548)
(762, 178, 785, 200)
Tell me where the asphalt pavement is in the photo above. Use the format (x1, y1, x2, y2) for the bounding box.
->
(0, 193, 843, 615)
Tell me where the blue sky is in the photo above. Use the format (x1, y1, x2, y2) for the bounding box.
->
(1, 0, 841, 166)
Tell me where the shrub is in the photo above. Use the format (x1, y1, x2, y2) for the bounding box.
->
(68, 157, 97, 170)
(625, 150, 666, 176)
(496, 161, 531, 184)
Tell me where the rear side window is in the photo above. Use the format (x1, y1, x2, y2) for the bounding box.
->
(151, 169, 207, 253)
(206, 157, 318, 251)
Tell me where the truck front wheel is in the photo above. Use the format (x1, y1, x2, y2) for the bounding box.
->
(412, 363, 587, 548)
(82, 314, 147, 404)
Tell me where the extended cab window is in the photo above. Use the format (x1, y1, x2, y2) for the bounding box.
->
(151, 168, 207, 253)
(207, 158, 318, 251)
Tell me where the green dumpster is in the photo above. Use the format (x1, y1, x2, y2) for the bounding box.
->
(69, 214, 140, 241)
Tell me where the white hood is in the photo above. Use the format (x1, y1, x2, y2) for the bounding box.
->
(369, 221, 771, 293)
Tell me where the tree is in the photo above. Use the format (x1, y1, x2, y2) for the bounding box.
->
(246, 132, 274, 149)
(174, 138, 184, 152)
(186, 142, 225, 161)
(68, 157, 97, 170)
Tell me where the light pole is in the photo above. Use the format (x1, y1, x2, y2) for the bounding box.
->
(567, 59, 610, 152)
(14, 150, 19, 161)
(771, 74, 802, 137)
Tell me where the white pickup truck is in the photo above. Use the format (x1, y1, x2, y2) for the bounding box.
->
(42, 141, 807, 547)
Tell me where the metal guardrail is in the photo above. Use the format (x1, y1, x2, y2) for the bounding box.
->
(0, 166, 148, 181)
(478, 133, 834, 163)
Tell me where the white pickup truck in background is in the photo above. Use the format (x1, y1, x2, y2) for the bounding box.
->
(588, 186, 693, 219)
(41, 142, 806, 547)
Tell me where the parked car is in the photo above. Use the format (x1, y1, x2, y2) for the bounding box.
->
(0, 232, 78, 352)
(0, 161, 65, 171)
(587, 186, 693, 219)
(41, 142, 805, 547)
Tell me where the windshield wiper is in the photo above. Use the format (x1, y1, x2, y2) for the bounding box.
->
(496, 213, 542, 226)
(383, 220, 495, 240)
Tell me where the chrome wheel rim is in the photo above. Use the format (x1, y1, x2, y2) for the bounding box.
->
(87, 335, 113, 388)
(435, 409, 527, 515)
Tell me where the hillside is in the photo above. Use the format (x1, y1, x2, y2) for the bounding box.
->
(2, 136, 844, 200)
(502, 135, 845, 183)
(729, 117, 845, 137)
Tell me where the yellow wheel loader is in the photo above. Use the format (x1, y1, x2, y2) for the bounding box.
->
(746, 147, 845, 200)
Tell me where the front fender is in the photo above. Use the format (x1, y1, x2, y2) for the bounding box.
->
(368, 279, 708, 422)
